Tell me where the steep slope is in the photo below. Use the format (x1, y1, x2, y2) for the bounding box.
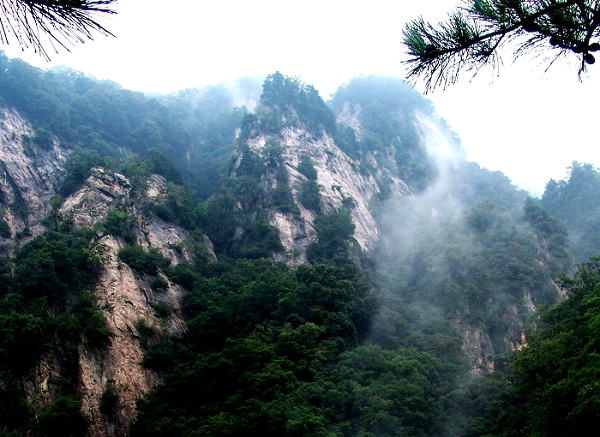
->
(372, 162, 572, 375)
(0, 67, 583, 437)
(228, 74, 415, 264)
(0, 107, 68, 253)
(58, 169, 193, 436)
(227, 75, 571, 376)
(242, 126, 408, 262)
(541, 161, 600, 262)
(0, 107, 204, 436)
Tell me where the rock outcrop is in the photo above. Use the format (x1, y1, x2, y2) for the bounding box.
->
(58, 169, 195, 436)
(0, 107, 68, 254)
(244, 127, 409, 264)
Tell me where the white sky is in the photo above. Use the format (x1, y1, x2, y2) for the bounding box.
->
(3, 0, 600, 196)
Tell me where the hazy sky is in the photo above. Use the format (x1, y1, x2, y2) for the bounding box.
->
(3, 0, 599, 196)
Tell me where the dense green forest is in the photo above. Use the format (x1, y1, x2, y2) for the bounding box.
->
(0, 52, 599, 436)
(541, 161, 600, 263)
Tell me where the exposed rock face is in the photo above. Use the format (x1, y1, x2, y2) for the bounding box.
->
(245, 128, 408, 264)
(58, 170, 195, 436)
(0, 101, 558, 428)
(0, 108, 210, 436)
(0, 107, 68, 254)
(60, 167, 131, 228)
(460, 324, 496, 375)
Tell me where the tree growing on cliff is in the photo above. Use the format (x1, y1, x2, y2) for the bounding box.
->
(0, 0, 116, 59)
(403, 0, 600, 90)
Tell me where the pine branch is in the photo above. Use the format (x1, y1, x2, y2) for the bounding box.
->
(403, 0, 600, 91)
(0, 0, 116, 60)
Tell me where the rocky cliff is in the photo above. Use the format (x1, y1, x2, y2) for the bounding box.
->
(0, 108, 201, 436)
(59, 169, 193, 436)
(0, 69, 569, 434)
(243, 126, 409, 264)
(0, 107, 68, 254)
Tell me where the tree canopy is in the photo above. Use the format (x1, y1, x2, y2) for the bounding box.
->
(403, 0, 600, 90)
(0, 0, 116, 60)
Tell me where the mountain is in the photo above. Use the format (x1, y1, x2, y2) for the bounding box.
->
(0, 55, 594, 437)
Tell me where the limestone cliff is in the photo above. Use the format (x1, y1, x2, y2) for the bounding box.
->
(243, 128, 394, 263)
(0, 108, 202, 436)
(0, 107, 68, 254)
(241, 127, 409, 264)
(58, 169, 193, 436)
(0, 79, 567, 430)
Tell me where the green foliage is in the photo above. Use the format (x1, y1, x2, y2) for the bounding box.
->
(231, 215, 283, 259)
(341, 196, 356, 209)
(142, 341, 177, 372)
(13, 231, 98, 304)
(60, 148, 114, 197)
(403, 0, 600, 90)
(0, 311, 48, 375)
(72, 292, 108, 348)
(99, 379, 119, 418)
(297, 156, 317, 181)
(372, 162, 568, 363)
(458, 257, 600, 436)
(299, 180, 321, 213)
(541, 161, 600, 262)
(0, 54, 245, 201)
(36, 396, 88, 437)
(508, 258, 600, 436)
(102, 209, 136, 244)
(118, 154, 151, 190)
(259, 72, 337, 137)
(272, 165, 298, 215)
(0, 229, 106, 437)
(151, 302, 174, 319)
(118, 245, 171, 275)
(132, 260, 379, 437)
(296, 156, 321, 212)
(151, 276, 168, 292)
(0, 384, 32, 433)
(2, 54, 592, 437)
(523, 197, 572, 277)
(332, 125, 360, 158)
(307, 210, 356, 266)
(135, 318, 158, 349)
(321, 345, 459, 437)
(0, 217, 10, 238)
(330, 76, 453, 190)
(144, 148, 185, 185)
(205, 193, 239, 251)
(33, 127, 54, 150)
(149, 182, 204, 230)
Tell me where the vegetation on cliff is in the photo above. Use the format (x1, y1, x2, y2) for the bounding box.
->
(0, 54, 599, 437)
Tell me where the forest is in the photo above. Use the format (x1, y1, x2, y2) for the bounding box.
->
(0, 52, 599, 437)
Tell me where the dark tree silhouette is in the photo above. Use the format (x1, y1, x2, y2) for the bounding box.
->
(403, 0, 600, 90)
(0, 0, 116, 59)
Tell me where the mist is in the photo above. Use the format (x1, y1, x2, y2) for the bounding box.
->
(369, 108, 567, 374)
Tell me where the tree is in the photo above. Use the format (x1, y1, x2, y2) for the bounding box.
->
(0, 0, 116, 60)
(403, 0, 600, 90)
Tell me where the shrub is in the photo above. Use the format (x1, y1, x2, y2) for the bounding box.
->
(36, 396, 88, 437)
(33, 127, 54, 150)
(151, 276, 168, 292)
(142, 341, 176, 372)
(151, 302, 173, 319)
(118, 246, 170, 275)
(0, 218, 10, 238)
(103, 210, 136, 245)
(297, 156, 318, 180)
(299, 180, 321, 212)
(99, 379, 119, 418)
